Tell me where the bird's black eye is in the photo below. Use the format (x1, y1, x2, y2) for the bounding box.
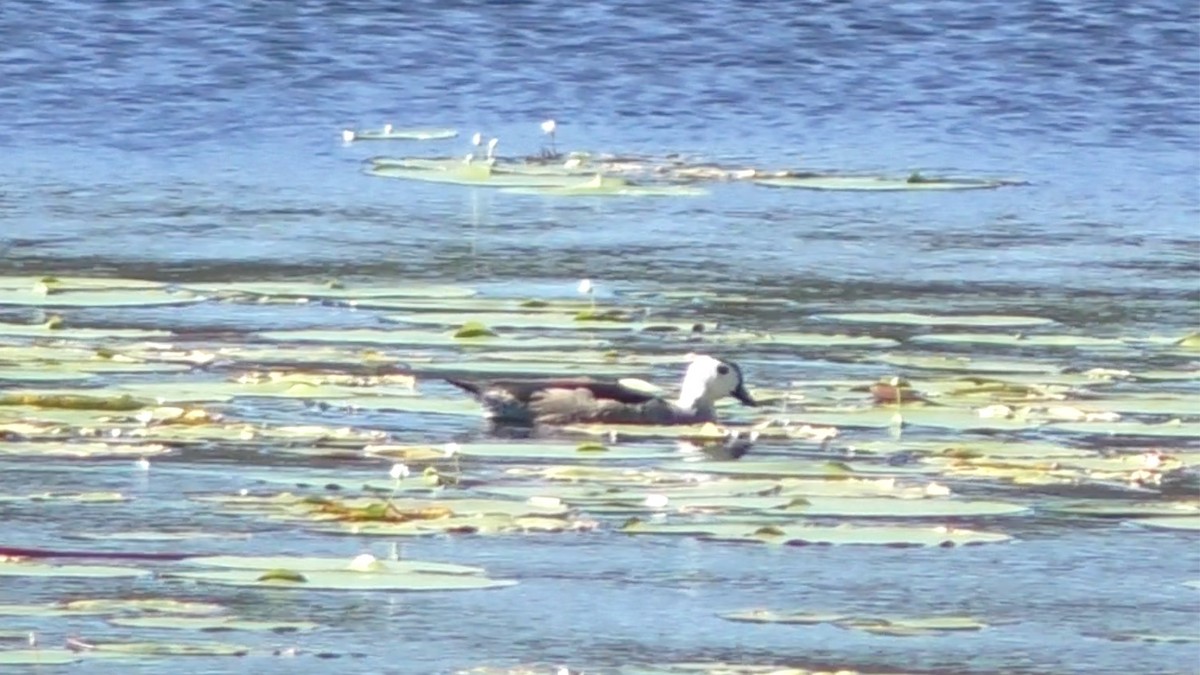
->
(717, 364, 730, 375)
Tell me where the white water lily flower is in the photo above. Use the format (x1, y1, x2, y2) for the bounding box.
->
(577, 278, 593, 295)
(541, 119, 557, 135)
(977, 404, 1013, 419)
(924, 482, 951, 497)
(643, 494, 669, 509)
(134, 457, 150, 471)
(443, 442, 460, 458)
(486, 137, 499, 160)
(383, 123, 392, 135)
(347, 553, 385, 572)
(341, 129, 355, 143)
(1046, 405, 1088, 421)
(389, 463, 410, 481)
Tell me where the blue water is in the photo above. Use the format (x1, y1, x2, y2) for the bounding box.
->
(1, 1, 1198, 673)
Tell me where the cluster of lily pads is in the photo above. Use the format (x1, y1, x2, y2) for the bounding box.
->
(342, 122, 1027, 195)
(0, 273, 1197, 667)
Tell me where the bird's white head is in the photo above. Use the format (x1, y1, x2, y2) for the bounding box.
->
(676, 354, 756, 410)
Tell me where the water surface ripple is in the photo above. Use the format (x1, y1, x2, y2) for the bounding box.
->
(0, 0, 1198, 673)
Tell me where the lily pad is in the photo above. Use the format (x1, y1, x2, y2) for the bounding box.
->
(0, 560, 150, 578)
(368, 163, 592, 188)
(62, 598, 227, 616)
(258, 328, 602, 351)
(166, 568, 515, 591)
(910, 333, 1128, 349)
(710, 332, 899, 348)
(753, 175, 1017, 191)
(86, 640, 249, 656)
(454, 441, 668, 461)
(873, 353, 1061, 374)
(347, 127, 458, 141)
(501, 175, 707, 197)
(1049, 421, 1200, 439)
(0, 287, 204, 308)
(181, 280, 476, 300)
(1133, 516, 1200, 531)
(719, 609, 987, 635)
(814, 312, 1054, 327)
(108, 616, 318, 632)
(621, 519, 1011, 546)
(781, 496, 1028, 518)
(178, 554, 485, 576)
(0, 649, 83, 665)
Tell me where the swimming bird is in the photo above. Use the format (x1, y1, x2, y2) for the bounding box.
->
(445, 354, 757, 426)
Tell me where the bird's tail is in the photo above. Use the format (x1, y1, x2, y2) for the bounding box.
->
(444, 378, 482, 397)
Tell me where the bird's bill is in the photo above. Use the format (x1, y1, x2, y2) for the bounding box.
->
(732, 383, 757, 407)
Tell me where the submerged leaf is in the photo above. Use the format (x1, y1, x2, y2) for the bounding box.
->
(453, 321, 499, 339)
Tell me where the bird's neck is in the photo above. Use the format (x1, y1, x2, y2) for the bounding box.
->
(675, 393, 715, 419)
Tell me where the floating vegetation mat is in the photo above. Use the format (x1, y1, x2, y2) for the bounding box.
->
(362, 152, 1024, 194)
(0, 274, 1196, 671)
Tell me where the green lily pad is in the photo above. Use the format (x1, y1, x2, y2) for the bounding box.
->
(86, 640, 249, 656)
(179, 554, 485, 576)
(873, 353, 1061, 374)
(0, 649, 83, 665)
(384, 311, 669, 332)
(621, 519, 1011, 546)
(455, 441, 668, 461)
(910, 333, 1129, 349)
(259, 328, 603, 351)
(710, 332, 899, 348)
(108, 616, 318, 632)
(1054, 396, 1200, 417)
(0, 442, 171, 458)
(368, 163, 592, 188)
(1133, 516, 1200, 531)
(814, 312, 1054, 327)
(654, 458, 929, 479)
(181, 280, 476, 300)
(166, 568, 515, 591)
(719, 609, 987, 635)
(0, 322, 171, 340)
(501, 175, 707, 197)
(347, 127, 458, 141)
(753, 175, 1016, 191)
(1043, 502, 1200, 519)
(1050, 421, 1200, 439)
(781, 496, 1028, 518)
(62, 598, 227, 616)
(0, 287, 204, 308)
(719, 609, 851, 625)
(0, 392, 147, 411)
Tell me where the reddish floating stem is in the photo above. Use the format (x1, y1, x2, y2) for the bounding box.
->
(0, 545, 195, 562)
